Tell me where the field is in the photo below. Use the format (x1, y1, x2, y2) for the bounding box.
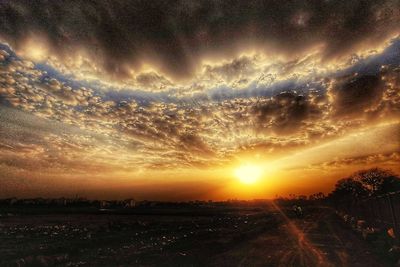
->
(0, 202, 389, 267)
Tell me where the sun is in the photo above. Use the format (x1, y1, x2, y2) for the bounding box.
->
(234, 164, 263, 184)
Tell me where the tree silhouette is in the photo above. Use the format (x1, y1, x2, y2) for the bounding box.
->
(330, 168, 400, 201)
(352, 168, 400, 196)
(331, 178, 368, 201)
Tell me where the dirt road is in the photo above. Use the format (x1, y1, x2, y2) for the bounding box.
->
(212, 204, 384, 267)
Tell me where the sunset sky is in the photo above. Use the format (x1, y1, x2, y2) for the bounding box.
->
(0, 1, 399, 200)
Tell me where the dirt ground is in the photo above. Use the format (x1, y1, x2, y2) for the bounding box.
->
(0, 203, 390, 267)
(211, 204, 385, 267)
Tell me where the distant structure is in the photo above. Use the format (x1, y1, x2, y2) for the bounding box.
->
(124, 199, 136, 208)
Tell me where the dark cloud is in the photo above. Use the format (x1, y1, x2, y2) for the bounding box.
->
(0, 0, 399, 79)
(250, 91, 321, 134)
(178, 133, 214, 156)
(330, 74, 384, 116)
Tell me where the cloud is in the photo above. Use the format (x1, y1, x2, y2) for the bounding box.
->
(0, 34, 399, 189)
(0, 0, 399, 80)
(313, 152, 400, 171)
(329, 74, 384, 116)
(247, 91, 325, 135)
(135, 72, 172, 91)
(202, 56, 257, 85)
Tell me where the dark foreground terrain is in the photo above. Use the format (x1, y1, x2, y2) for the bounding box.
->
(0, 203, 391, 267)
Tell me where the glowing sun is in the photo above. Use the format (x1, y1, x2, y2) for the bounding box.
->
(235, 164, 263, 184)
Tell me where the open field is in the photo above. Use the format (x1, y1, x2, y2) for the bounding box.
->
(0, 203, 390, 267)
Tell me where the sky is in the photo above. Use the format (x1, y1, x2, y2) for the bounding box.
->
(0, 0, 399, 200)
